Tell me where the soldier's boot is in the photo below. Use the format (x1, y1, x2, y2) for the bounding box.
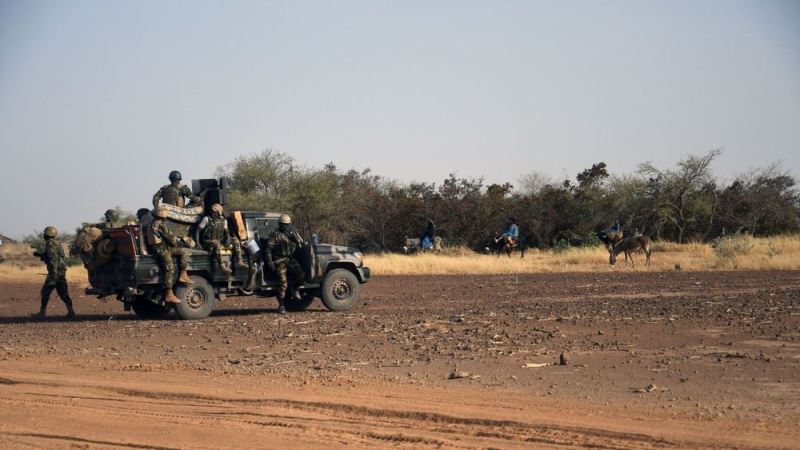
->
(65, 305, 76, 320)
(31, 308, 46, 320)
(164, 289, 181, 304)
(277, 297, 286, 315)
(178, 270, 194, 284)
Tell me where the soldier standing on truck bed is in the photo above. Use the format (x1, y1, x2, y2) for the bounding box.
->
(32, 226, 75, 320)
(146, 205, 193, 304)
(152, 170, 200, 208)
(198, 203, 246, 278)
(264, 214, 305, 314)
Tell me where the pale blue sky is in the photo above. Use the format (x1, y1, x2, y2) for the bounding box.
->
(1, 0, 798, 238)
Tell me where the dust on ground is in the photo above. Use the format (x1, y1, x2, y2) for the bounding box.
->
(1, 270, 799, 449)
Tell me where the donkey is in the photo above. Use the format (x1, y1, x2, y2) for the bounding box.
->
(610, 235, 652, 267)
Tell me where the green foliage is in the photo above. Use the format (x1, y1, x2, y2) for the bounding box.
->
(217, 149, 800, 253)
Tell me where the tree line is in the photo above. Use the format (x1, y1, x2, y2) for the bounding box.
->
(216, 149, 800, 253)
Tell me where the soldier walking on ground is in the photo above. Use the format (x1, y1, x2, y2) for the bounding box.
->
(198, 203, 246, 278)
(264, 214, 306, 314)
(32, 226, 75, 320)
(152, 170, 199, 208)
(146, 205, 193, 304)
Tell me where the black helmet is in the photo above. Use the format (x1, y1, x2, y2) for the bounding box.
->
(168, 170, 182, 182)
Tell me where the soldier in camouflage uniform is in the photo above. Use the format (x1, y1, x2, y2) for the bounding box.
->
(102, 209, 124, 229)
(198, 203, 246, 278)
(146, 205, 193, 303)
(32, 226, 75, 319)
(264, 214, 305, 314)
(152, 170, 200, 208)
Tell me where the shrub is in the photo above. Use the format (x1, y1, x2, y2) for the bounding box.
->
(712, 233, 754, 262)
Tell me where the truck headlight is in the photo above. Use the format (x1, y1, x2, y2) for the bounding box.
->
(354, 251, 364, 266)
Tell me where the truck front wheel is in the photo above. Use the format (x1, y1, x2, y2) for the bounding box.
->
(174, 276, 216, 320)
(321, 269, 360, 311)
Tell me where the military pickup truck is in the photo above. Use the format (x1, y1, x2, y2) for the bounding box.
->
(84, 179, 370, 320)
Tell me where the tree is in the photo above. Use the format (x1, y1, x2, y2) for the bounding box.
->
(639, 149, 721, 242)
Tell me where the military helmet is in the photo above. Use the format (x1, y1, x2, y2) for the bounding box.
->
(105, 209, 119, 221)
(210, 203, 224, 215)
(168, 170, 182, 182)
(279, 213, 291, 224)
(154, 205, 170, 219)
(43, 226, 58, 238)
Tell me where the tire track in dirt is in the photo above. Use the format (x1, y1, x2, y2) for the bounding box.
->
(1, 373, 767, 450)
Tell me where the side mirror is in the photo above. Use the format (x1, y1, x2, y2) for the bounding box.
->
(311, 233, 320, 245)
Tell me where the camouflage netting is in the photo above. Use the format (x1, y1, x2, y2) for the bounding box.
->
(157, 204, 203, 239)
(72, 226, 114, 270)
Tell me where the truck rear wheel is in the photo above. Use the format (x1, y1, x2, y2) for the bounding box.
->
(174, 276, 216, 320)
(131, 299, 172, 320)
(321, 269, 360, 311)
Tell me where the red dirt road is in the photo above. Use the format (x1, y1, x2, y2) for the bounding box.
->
(1, 270, 799, 449)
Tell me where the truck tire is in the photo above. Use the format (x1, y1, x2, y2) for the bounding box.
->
(131, 300, 172, 320)
(173, 276, 216, 320)
(284, 291, 316, 312)
(320, 269, 360, 312)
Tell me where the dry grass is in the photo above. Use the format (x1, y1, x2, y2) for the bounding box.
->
(2, 236, 798, 282)
(0, 242, 88, 284)
(0, 264, 88, 284)
(368, 235, 800, 276)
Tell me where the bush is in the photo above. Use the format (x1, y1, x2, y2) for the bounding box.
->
(552, 239, 571, 254)
(712, 233, 754, 262)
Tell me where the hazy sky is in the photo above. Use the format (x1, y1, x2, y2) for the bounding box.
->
(1, 0, 798, 239)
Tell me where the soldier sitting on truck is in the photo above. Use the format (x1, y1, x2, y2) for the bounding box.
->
(198, 203, 246, 278)
(102, 209, 124, 229)
(264, 214, 306, 314)
(152, 170, 201, 208)
(146, 205, 193, 304)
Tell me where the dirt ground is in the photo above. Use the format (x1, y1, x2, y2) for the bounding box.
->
(1, 270, 799, 449)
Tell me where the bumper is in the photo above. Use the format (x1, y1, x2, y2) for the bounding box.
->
(358, 267, 371, 283)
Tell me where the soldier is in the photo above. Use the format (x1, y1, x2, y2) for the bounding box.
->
(264, 214, 305, 314)
(136, 208, 153, 227)
(103, 209, 122, 229)
(146, 205, 193, 304)
(152, 170, 200, 208)
(198, 203, 246, 278)
(32, 226, 75, 319)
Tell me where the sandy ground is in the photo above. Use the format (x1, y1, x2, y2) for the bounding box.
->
(1, 270, 799, 449)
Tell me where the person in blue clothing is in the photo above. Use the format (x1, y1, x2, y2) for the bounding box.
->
(498, 217, 519, 247)
(420, 220, 436, 250)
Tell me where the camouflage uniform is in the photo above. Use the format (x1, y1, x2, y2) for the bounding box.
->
(146, 217, 190, 294)
(152, 183, 195, 208)
(199, 214, 244, 273)
(103, 209, 123, 229)
(36, 238, 75, 318)
(265, 226, 305, 308)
